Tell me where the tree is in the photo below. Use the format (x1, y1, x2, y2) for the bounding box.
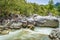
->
(48, 0, 54, 11)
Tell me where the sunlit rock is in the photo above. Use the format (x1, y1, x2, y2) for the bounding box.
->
(33, 14, 59, 28)
(1, 30, 9, 35)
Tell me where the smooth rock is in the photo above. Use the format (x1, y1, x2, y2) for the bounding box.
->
(33, 15, 59, 28)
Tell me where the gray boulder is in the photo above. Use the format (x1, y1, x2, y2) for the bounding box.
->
(33, 15, 59, 28)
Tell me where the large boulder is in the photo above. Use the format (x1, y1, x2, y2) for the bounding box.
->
(33, 15, 59, 28)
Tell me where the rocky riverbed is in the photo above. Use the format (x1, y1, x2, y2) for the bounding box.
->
(0, 14, 59, 40)
(0, 25, 58, 40)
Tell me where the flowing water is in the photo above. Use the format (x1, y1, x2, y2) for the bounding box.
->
(0, 18, 60, 40)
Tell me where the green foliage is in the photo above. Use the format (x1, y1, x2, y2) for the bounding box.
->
(0, 0, 60, 17)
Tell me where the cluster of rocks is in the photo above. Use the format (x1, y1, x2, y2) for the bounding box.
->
(0, 14, 59, 29)
(0, 14, 59, 35)
(49, 28, 60, 40)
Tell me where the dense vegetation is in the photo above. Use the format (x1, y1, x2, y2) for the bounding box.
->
(0, 0, 60, 17)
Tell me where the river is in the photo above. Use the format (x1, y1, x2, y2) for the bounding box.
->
(0, 18, 60, 40)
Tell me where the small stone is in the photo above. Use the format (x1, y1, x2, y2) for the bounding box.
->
(27, 24, 34, 30)
(1, 30, 9, 35)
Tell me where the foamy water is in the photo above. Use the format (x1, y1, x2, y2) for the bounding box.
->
(0, 18, 60, 40)
(0, 29, 50, 40)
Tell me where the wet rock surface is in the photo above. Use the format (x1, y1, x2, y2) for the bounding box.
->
(49, 28, 60, 40)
